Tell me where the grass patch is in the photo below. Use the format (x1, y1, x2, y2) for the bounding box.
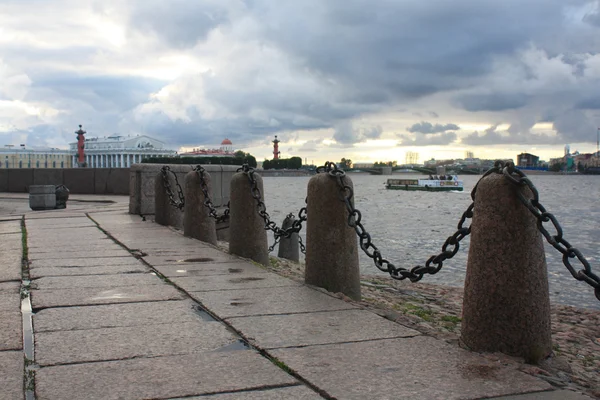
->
(402, 303, 434, 321)
(441, 315, 461, 324)
(271, 356, 293, 374)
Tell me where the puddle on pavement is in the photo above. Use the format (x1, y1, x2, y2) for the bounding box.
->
(179, 257, 214, 263)
(191, 304, 217, 322)
(230, 301, 253, 306)
(215, 339, 250, 352)
(228, 277, 265, 283)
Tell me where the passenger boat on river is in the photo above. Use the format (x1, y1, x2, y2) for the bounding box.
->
(385, 175, 464, 192)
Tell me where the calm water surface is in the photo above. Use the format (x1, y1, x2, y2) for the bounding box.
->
(262, 173, 600, 310)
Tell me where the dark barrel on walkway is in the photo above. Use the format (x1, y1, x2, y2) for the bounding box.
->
(461, 173, 552, 362)
(228, 171, 269, 266)
(183, 170, 217, 245)
(305, 173, 360, 301)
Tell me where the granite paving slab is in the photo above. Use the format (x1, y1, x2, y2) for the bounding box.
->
(270, 336, 552, 400)
(0, 221, 20, 234)
(176, 385, 323, 399)
(156, 261, 266, 278)
(172, 273, 300, 292)
(229, 309, 421, 349)
(34, 300, 203, 332)
(36, 351, 299, 400)
(0, 251, 21, 283)
(32, 273, 161, 289)
(26, 216, 92, 225)
(29, 256, 139, 268)
(0, 284, 20, 311)
(190, 286, 356, 319)
(29, 264, 149, 278)
(0, 310, 22, 350)
(28, 249, 132, 259)
(0, 351, 24, 400)
(494, 390, 595, 399)
(36, 320, 238, 366)
(26, 238, 113, 249)
(31, 285, 184, 309)
(0, 233, 21, 252)
(27, 222, 98, 230)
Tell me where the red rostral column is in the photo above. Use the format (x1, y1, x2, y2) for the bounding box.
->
(272, 135, 281, 159)
(75, 124, 86, 167)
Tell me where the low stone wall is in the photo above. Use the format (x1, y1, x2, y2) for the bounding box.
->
(0, 168, 129, 194)
(129, 164, 237, 216)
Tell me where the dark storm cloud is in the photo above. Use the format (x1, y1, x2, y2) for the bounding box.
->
(30, 74, 166, 112)
(583, 3, 600, 27)
(461, 124, 561, 146)
(333, 122, 382, 146)
(455, 93, 529, 112)
(127, 0, 229, 48)
(4, 0, 600, 150)
(407, 122, 460, 134)
(397, 131, 457, 146)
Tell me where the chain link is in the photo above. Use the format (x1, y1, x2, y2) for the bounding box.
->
(499, 161, 600, 301)
(192, 165, 230, 222)
(317, 161, 474, 282)
(237, 164, 307, 251)
(160, 166, 185, 210)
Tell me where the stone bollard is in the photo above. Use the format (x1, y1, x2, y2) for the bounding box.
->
(278, 214, 299, 262)
(461, 173, 552, 362)
(55, 185, 69, 209)
(305, 173, 361, 301)
(228, 171, 269, 266)
(154, 172, 170, 226)
(183, 170, 217, 245)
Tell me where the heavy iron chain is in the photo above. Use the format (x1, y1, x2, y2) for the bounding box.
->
(318, 160, 500, 282)
(237, 164, 307, 251)
(192, 165, 230, 223)
(160, 166, 185, 210)
(298, 235, 306, 254)
(499, 161, 600, 301)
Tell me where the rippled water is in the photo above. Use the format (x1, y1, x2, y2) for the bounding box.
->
(262, 172, 600, 310)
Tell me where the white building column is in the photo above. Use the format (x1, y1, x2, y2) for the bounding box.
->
(120, 153, 124, 168)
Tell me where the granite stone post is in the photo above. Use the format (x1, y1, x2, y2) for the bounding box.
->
(228, 171, 269, 266)
(461, 173, 552, 362)
(305, 173, 361, 301)
(154, 172, 169, 226)
(278, 214, 299, 262)
(183, 170, 217, 245)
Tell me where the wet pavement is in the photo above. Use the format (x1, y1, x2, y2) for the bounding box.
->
(0, 193, 595, 399)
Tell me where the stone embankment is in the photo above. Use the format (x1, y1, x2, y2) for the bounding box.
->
(257, 253, 600, 399)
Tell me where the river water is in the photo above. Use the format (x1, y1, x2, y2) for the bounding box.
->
(261, 172, 600, 310)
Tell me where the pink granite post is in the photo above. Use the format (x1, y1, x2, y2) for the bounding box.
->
(183, 171, 217, 245)
(305, 173, 361, 301)
(461, 173, 552, 362)
(228, 171, 269, 266)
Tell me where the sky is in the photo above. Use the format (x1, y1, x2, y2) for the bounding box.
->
(1, 0, 600, 165)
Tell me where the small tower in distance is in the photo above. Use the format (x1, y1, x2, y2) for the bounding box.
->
(75, 124, 87, 167)
(272, 135, 281, 159)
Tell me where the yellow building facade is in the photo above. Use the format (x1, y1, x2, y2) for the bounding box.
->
(1, 148, 73, 169)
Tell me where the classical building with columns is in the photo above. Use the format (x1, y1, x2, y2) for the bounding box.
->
(69, 134, 176, 168)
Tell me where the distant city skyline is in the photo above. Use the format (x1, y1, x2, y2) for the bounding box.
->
(1, 1, 600, 166)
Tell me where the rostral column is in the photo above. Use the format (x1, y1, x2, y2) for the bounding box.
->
(75, 124, 86, 167)
(272, 135, 281, 159)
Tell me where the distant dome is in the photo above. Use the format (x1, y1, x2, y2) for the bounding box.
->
(221, 138, 232, 145)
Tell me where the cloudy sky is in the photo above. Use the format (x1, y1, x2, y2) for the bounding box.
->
(2, 0, 600, 164)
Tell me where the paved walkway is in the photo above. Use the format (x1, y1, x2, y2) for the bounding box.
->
(0, 194, 594, 399)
